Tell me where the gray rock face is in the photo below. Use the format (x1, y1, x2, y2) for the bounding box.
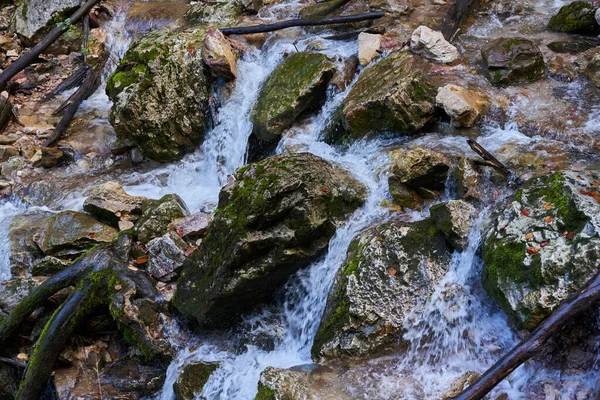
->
(169, 212, 213, 241)
(481, 37, 545, 85)
(12, 0, 80, 40)
(410, 25, 459, 64)
(147, 232, 189, 282)
(135, 194, 189, 246)
(0, 277, 46, 314)
(435, 85, 489, 128)
(33, 211, 118, 259)
(312, 218, 452, 359)
(577, 46, 600, 87)
(83, 181, 146, 226)
(454, 157, 484, 201)
(8, 211, 51, 275)
(430, 200, 476, 252)
(173, 153, 367, 328)
(482, 171, 600, 329)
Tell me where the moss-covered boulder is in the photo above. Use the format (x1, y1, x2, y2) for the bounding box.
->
(173, 361, 220, 400)
(430, 200, 476, 252)
(341, 51, 437, 138)
(183, 0, 243, 24)
(481, 37, 546, 86)
(255, 366, 351, 400)
(388, 147, 452, 209)
(482, 171, 600, 330)
(250, 52, 336, 146)
(11, 0, 79, 41)
(135, 194, 189, 246)
(548, 1, 600, 35)
(173, 152, 367, 327)
(312, 218, 452, 359)
(577, 46, 600, 87)
(33, 211, 118, 259)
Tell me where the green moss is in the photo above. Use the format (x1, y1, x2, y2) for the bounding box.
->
(548, 1, 600, 34)
(255, 383, 276, 400)
(299, 0, 351, 20)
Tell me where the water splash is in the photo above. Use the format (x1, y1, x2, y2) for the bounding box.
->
(0, 200, 28, 281)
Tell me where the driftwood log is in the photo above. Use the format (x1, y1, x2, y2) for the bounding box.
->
(0, 0, 102, 92)
(450, 270, 600, 400)
(220, 12, 385, 36)
(467, 139, 523, 184)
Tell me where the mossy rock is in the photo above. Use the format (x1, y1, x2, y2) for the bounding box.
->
(183, 0, 243, 24)
(312, 218, 451, 359)
(548, 1, 600, 35)
(482, 171, 600, 329)
(255, 382, 276, 400)
(173, 361, 220, 400)
(299, 0, 351, 20)
(481, 37, 546, 85)
(173, 152, 367, 327)
(10, 0, 79, 41)
(341, 51, 438, 138)
(250, 52, 336, 144)
(135, 194, 189, 246)
(547, 37, 600, 54)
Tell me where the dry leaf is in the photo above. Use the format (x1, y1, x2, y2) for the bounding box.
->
(176, 228, 184, 238)
(520, 209, 530, 217)
(388, 267, 397, 277)
(376, 237, 383, 242)
(135, 255, 149, 264)
(184, 246, 197, 256)
(321, 187, 329, 193)
(565, 231, 575, 240)
(544, 204, 553, 210)
(88, 232, 96, 239)
(544, 216, 554, 224)
(525, 232, 534, 240)
(527, 246, 539, 256)
(540, 241, 549, 247)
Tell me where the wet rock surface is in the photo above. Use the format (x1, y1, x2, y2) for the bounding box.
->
(173, 152, 367, 327)
(83, 181, 146, 226)
(135, 194, 189, 246)
(548, 1, 600, 35)
(481, 37, 546, 85)
(173, 361, 220, 400)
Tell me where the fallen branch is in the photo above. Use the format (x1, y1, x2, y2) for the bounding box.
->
(467, 139, 522, 184)
(450, 270, 600, 400)
(43, 65, 90, 101)
(220, 11, 385, 36)
(0, 0, 102, 92)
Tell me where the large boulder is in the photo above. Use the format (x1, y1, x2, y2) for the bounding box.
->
(410, 26, 460, 64)
(577, 46, 600, 87)
(250, 52, 336, 146)
(341, 51, 437, 138)
(548, 1, 600, 35)
(107, 2, 241, 162)
(33, 211, 118, 259)
(312, 218, 452, 359)
(481, 38, 545, 85)
(83, 181, 146, 227)
(11, 0, 80, 41)
(173, 361, 220, 400)
(173, 153, 367, 327)
(482, 171, 600, 329)
(435, 85, 489, 128)
(135, 194, 189, 246)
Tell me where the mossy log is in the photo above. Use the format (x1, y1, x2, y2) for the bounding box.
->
(450, 270, 600, 400)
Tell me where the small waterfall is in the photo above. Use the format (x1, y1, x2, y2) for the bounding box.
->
(0, 200, 27, 281)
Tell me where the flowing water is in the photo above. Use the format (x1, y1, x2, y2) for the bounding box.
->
(1, 0, 600, 398)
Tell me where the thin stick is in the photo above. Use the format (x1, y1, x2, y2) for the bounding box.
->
(467, 139, 522, 184)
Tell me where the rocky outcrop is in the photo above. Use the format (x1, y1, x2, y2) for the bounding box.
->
(169, 212, 213, 241)
(11, 0, 80, 41)
(388, 148, 452, 209)
(435, 85, 489, 128)
(577, 46, 600, 87)
(173, 153, 367, 327)
(83, 181, 146, 227)
(125, 1, 191, 34)
(410, 26, 460, 64)
(202, 29, 238, 81)
(481, 38, 545, 85)
(184, 0, 242, 25)
(250, 52, 336, 145)
(454, 157, 484, 201)
(430, 200, 476, 252)
(548, 1, 600, 35)
(147, 232, 189, 281)
(341, 51, 437, 138)
(135, 194, 189, 246)
(173, 361, 220, 400)
(312, 218, 452, 359)
(8, 212, 51, 275)
(482, 171, 600, 329)
(33, 211, 118, 259)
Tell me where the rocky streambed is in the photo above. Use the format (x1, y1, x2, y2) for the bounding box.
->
(1, 0, 600, 399)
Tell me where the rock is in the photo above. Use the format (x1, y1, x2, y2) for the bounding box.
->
(548, 1, 600, 35)
(125, 1, 191, 34)
(173, 153, 367, 327)
(40, 146, 68, 168)
(481, 38, 546, 85)
(106, 14, 243, 161)
(1, 156, 25, 178)
(0, 363, 19, 400)
(388, 148, 451, 208)
(83, 181, 146, 226)
(410, 26, 459, 64)
(173, 361, 220, 400)
(454, 157, 483, 201)
(240, 0, 263, 14)
(0, 277, 46, 313)
(299, 0, 352, 20)
(597, 7, 600, 26)
(147, 232, 189, 281)
(430, 200, 476, 252)
(577, 46, 600, 87)
(184, 0, 243, 25)
(119, 220, 135, 231)
(169, 212, 213, 240)
(135, 194, 189, 246)
(250, 52, 336, 143)
(0, 145, 19, 162)
(202, 29, 237, 81)
(13, 180, 57, 206)
(31, 256, 70, 276)
(341, 51, 437, 138)
(482, 171, 600, 329)
(100, 358, 167, 397)
(8, 212, 51, 275)
(547, 37, 600, 54)
(11, 0, 80, 41)
(358, 32, 382, 66)
(435, 85, 489, 128)
(442, 371, 481, 399)
(330, 55, 359, 92)
(312, 218, 451, 358)
(33, 211, 118, 259)
(0, 94, 11, 132)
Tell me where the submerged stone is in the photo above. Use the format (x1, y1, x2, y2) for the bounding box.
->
(481, 37, 545, 85)
(482, 171, 600, 329)
(173, 152, 367, 327)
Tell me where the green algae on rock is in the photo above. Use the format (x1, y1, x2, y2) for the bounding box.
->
(481, 37, 546, 85)
(250, 52, 336, 143)
(173, 361, 220, 400)
(173, 152, 367, 327)
(482, 171, 600, 330)
(135, 194, 189, 246)
(312, 218, 451, 359)
(341, 51, 437, 138)
(548, 1, 600, 35)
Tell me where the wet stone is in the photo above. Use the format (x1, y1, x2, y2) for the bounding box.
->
(173, 361, 220, 400)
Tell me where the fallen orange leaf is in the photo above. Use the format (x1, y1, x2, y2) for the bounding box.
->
(544, 204, 553, 210)
(135, 255, 149, 264)
(544, 216, 554, 224)
(388, 266, 397, 277)
(521, 209, 530, 217)
(525, 232, 534, 240)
